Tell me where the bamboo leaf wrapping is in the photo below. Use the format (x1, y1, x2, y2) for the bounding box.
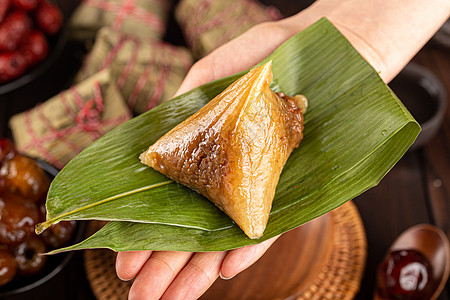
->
(42, 19, 420, 253)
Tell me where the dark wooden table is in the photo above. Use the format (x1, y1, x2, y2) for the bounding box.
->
(1, 1, 449, 299)
(353, 44, 450, 300)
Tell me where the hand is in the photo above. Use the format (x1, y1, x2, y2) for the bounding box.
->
(116, 1, 450, 298)
(116, 21, 291, 300)
(116, 236, 279, 299)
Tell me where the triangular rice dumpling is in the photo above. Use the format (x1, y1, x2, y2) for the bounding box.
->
(140, 61, 307, 239)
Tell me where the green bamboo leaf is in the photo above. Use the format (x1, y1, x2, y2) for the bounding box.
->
(41, 18, 419, 253)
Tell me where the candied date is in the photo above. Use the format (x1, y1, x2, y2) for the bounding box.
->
(377, 249, 433, 300)
(12, 236, 47, 276)
(0, 154, 50, 203)
(41, 221, 76, 249)
(0, 139, 16, 164)
(0, 248, 17, 286)
(0, 193, 40, 245)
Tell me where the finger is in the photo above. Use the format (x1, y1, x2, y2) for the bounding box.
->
(116, 250, 153, 281)
(220, 235, 279, 279)
(173, 56, 217, 97)
(128, 251, 193, 300)
(161, 251, 227, 300)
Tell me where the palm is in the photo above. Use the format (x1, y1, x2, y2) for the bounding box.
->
(115, 0, 450, 294)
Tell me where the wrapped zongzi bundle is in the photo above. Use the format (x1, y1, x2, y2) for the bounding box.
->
(140, 62, 307, 238)
(176, 0, 282, 58)
(76, 28, 193, 114)
(69, 0, 170, 43)
(9, 70, 131, 169)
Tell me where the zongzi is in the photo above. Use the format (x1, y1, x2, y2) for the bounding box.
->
(140, 61, 307, 239)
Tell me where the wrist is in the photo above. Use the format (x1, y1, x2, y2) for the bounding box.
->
(279, 0, 450, 83)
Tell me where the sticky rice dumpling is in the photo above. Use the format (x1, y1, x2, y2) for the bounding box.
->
(140, 61, 307, 239)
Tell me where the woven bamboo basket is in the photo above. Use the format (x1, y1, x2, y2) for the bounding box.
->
(84, 201, 367, 300)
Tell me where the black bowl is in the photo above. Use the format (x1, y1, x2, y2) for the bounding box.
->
(389, 63, 447, 149)
(0, 158, 85, 297)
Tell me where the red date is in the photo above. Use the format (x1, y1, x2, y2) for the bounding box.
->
(377, 249, 433, 300)
(0, 51, 27, 82)
(0, 0, 63, 83)
(35, 0, 62, 35)
(11, 0, 39, 11)
(0, 11, 32, 52)
(20, 30, 49, 67)
(0, 0, 10, 23)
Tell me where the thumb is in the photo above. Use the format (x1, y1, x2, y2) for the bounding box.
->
(173, 57, 218, 97)
(173, 21, 290, 97)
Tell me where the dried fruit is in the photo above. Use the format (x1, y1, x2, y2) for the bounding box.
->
(0, 0, 63, 83)
(0, 52, 27, 82)
(11, 0, 38, 11)
(0, 193, 40, 245)
(12, 236, 47, 276)
(20, 30, 49, 67)
(35, 0, 62, 35)
(0, 153, 50, 202)
(0, 0, 10, 23)
(0, 249, 17, 286)
(41, 221, 77, 248)
(0, 139, 17, 164)
(0, 11, 32, 52)
(0, 140, 76, 285)
(377, 249, 433, 300)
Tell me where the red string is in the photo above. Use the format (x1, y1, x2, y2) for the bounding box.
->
(117, 38, 140, 89)
(101, 36, 128, 70)
(80, 30, 192, 113)
(84, 0, 165, 34)
(183, 0, 281, 50)
(80, 34, 134, 80)
(127, 56, 156, 109)
(111, 0, 136, 30)
(36, 100, 84, 154)
(19, 82, 130, 168)
(61, 92, 77, 119)
(146, 48, 172, 111)
(24, 104, 65, 169)
(73, 83, 103, 137)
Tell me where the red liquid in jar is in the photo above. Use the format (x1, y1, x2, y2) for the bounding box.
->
(377, 249, 433, 300)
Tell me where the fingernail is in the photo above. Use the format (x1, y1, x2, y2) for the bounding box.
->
(117, 275, 133, 282)
(219, 271, 235, 280)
